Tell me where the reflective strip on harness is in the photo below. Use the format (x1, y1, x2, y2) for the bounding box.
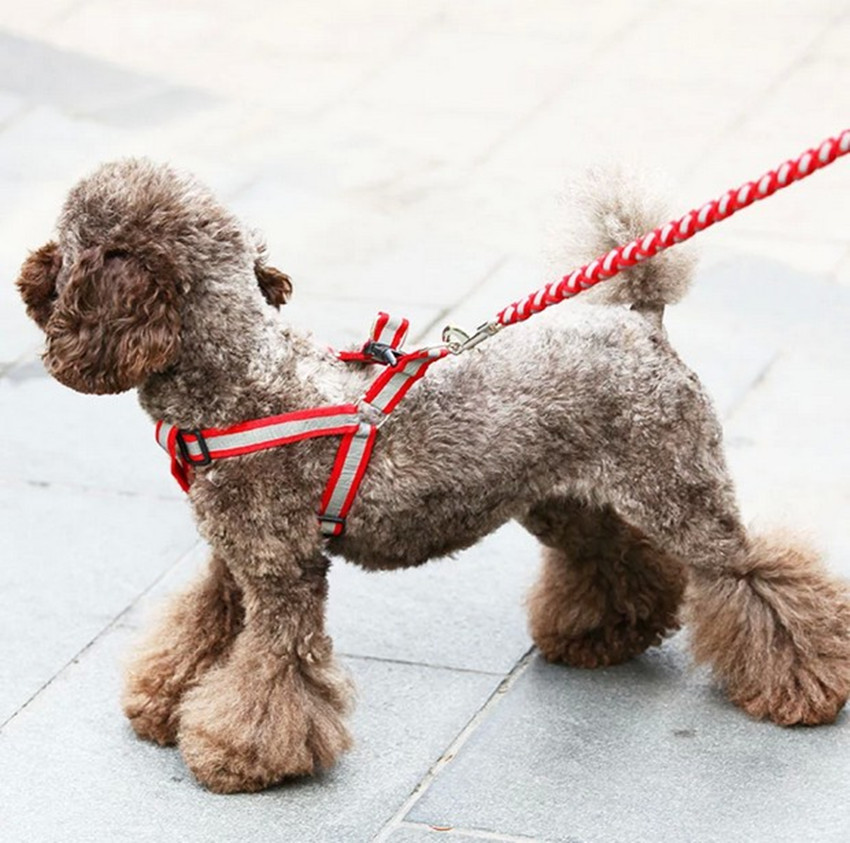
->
(363, 347, 450, 414)
(318, 422, 378, 537)
(155, 405, 362, 498)
(157, 406, 361, 462)
(336, 311, 411, 365)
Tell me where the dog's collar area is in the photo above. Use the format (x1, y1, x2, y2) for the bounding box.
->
(156, 313, 449, 538)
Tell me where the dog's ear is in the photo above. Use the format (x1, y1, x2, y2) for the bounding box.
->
(44, 247, 181, 394)
(254, 258, 292, 308)
(16, 241, 63, 329)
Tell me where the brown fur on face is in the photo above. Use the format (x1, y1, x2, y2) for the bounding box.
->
(43, 247, 181, 394)
(16, 241, 62, 329)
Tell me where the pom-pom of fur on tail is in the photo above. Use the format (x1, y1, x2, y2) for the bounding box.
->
(549, 168, 696, 311)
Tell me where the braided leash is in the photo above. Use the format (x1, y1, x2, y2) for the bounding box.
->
(444, 128, 850, 350)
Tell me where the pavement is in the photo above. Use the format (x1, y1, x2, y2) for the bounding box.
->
(1, 2, 849, 841)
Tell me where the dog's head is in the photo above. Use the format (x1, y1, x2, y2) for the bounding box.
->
(16, 159, 292, 394)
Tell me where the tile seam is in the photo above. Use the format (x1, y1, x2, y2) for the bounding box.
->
(372, 647, 536, 843)
(0, 539, 203, 732)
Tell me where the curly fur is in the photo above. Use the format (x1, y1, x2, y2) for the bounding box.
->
(687, 533, 850, 725)
(44, 248, 182, 394)
(16, 158, 850, 793)
(550, 167, 696, 311)
(254, 244, 293, 308)
(123, 555, 244, 746)
(17, 241, 62, 328)
(523, 498, 687, 668)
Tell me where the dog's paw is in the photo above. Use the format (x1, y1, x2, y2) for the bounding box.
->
(177, 649, 354, 793)
(122, 558, 245, 746)
(688, 535, 850, 726)
(535, 616, 677, 669)
(729, 663, 848, 726)
(123, 664, 183, 746)
(122, 626, 235, 746)
(528, 543, 685, 669)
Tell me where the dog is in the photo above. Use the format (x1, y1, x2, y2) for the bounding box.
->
(16, 158, 850, 793)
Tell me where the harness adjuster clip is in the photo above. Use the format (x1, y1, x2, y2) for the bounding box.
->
(362, 340, 402, 367)
(175, 428, 213, 466)
(319, 514, 346, 536)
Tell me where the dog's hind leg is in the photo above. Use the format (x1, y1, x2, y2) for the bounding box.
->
(521, 498, 686, 668)
(122, 553, 244, 746)
(599, 414, 850, 726)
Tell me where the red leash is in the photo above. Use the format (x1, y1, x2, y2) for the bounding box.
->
(444, 128, 850, 351)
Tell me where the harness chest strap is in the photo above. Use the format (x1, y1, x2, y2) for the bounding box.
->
(156, 314, 449, 538)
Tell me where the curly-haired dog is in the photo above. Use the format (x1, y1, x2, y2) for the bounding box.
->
(16, 159, 850, 793)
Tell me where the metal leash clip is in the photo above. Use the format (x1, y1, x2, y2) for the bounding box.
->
(442, 321, 502, 354)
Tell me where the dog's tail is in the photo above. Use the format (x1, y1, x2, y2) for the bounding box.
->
(552, 169, 696, 320)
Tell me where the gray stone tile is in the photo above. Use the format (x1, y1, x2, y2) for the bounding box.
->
(407, 646, 850, 843)
(0, 31, 215, 123)
(664, 258, 847, 419)
(351, 29, 578, 116)
(0, 367, 182, 497)
(0, 623, 499, 843)
(0, 90, 26, 125)
(0, 284, 41, 368)
(0, 0, 80, 31)
(721, 293, 850, 573)
(427, 256, 545, 346)
(88, 86, 218, 129)
(329, 521, 537, 674)
(230, 171, 500, 305)
(0, 105, 126, 184)
(0, 482, 197, 725)
(308, 238, 503, 313)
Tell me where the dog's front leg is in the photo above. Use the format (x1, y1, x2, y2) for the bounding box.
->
(175, 547, 353, 794)
(123, 553, 244, 746)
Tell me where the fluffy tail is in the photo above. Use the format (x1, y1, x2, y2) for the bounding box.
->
(551, 169, 696, 314)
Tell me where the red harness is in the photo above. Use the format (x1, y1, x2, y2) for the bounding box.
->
(157, 314, 448, 537)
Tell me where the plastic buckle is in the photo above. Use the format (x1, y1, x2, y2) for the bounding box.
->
(362, 340, 402, 367)
(175, 428, 212, 466)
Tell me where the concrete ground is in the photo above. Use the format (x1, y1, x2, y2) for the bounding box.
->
(1, 2, 849, 841)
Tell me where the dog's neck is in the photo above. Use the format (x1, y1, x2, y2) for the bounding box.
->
(137, 291, 349, 430)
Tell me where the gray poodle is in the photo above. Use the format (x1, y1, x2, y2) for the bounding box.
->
(16, 159, 850, 793)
